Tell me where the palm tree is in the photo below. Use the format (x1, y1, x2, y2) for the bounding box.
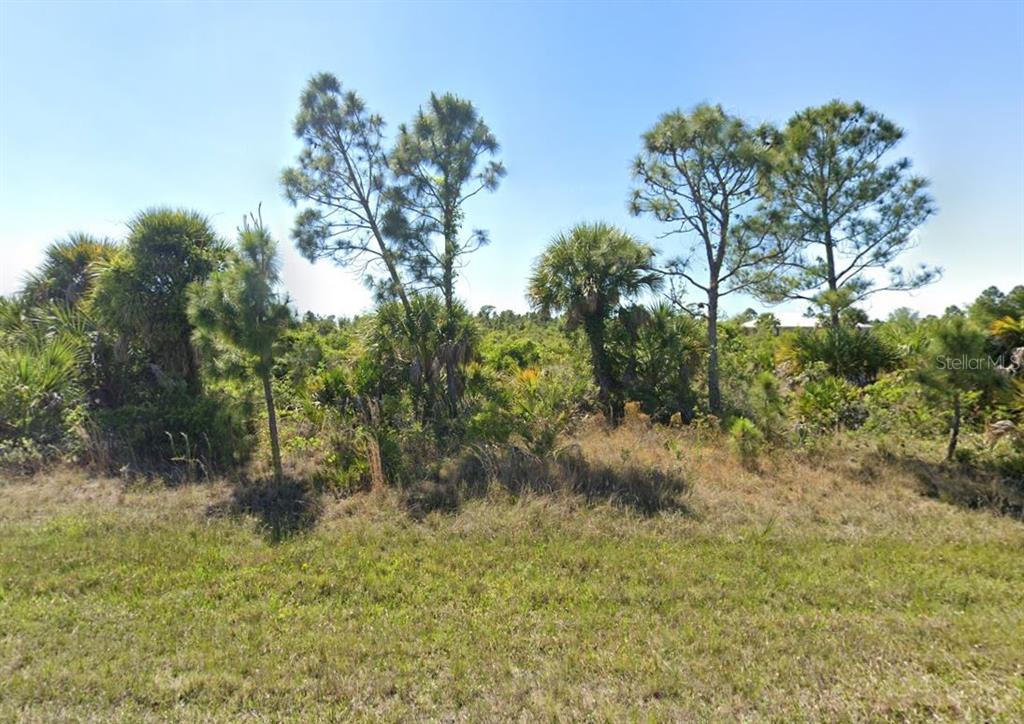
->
(23, 233, 116, 306)
(989, 315, 1024, 350)
(188, 210, 291, 483)
(527, 222, 659, 420)
(90, 208, 228, 394)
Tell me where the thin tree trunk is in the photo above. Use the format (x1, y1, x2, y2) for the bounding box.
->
(261, 371, 283, 484)
(946, 392, 961, 461)
(359, 189, 433, 424)
(707, 292, 722, 416)
(585, 315, 619, 422)
(444, 283, 459, 420)
(444, 358, 459, 418)
(362, 399, 386, 493)
(184, 338, 203, 395)
(442, 213, 460, 419)
(824, 227, 840, 328)
(367, 435, 385, 493)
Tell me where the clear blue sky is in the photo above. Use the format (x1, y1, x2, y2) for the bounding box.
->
(2, 0, 1022, 321)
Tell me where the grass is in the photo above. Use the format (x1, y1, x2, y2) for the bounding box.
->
(1, 423, 1023, 721)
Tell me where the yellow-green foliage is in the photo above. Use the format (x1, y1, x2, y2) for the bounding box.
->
(0, 302, 90, 460)
(729, 416, 765, 468)
(795, 373, 866, 433)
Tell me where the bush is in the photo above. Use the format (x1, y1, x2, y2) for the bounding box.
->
(782, 326, 899, 385)
(730, 416, 765, 469)
(795, 375, 867, 434)
(314, 427, 373, 494)
(619, 304, 703, 423)
(481, 337, 542, 372)
(0, 438, 48, 475)
(861, 371, 944, 439)
(465, 360, 588, 457)
(748, 371, 785, 439)
(0, 337, 85, 454)
(508, 367, 585, 456)
(91, 389, 252, 476)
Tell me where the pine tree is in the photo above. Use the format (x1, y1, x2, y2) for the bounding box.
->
(389, 93, 505, 418)
(631, 104, 784, 415)
(188, 211, 291, 483)
(756, 101, 938, 326)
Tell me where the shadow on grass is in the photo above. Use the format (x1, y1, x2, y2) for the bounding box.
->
(403, 443, 691, 520)
(863, 450, 1024, 520)
(207, 477, 323, 542)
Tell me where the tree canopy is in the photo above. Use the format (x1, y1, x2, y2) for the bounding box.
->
(281, 73, 412, 312)
(23, 233, 116, 307)
(528, 222, 659, 419)
(755, 101, 939, 326)
(90, 207, 227, 392)
(188, 211, 291, 482)
(631, 103, 783, 414)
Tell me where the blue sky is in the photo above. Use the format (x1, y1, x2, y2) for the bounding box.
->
(1, 0, 1022, 321)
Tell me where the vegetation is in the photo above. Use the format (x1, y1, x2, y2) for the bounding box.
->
(21, 233, 116, 306)
(919, 316, 1004, 460)
(389, 92, 504, 418)
(631, 103, 784, 415)
(754, 101, 939, 326)
(188, 211, 291, 483)
(2, 73, 1023, 719)
(527, 222, 659, 421)
(1, 427, 1022, 720)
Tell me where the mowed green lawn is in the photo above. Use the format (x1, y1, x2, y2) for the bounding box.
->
(1, 471, 1022, 721)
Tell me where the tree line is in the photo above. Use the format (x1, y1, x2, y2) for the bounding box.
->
(285, 75, 936, 422)
(1, 72, 1021, 498)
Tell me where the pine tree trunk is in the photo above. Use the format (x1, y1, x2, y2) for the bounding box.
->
(824, 228, 841, 328)
(707, 293, 722, 416)
(367, 435, 386, 493)
(443, 285, 459, 420)
(946, 392, 961, 461)
(262, 371, 283, 484)
(442, 214, 460, 419)
(185, 339, 203, 395)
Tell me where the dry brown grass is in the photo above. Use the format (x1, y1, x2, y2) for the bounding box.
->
(4, 419, 1019, 547)
(568, 417, 1024, 543)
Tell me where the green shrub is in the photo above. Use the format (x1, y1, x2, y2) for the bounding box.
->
(861, 371, 944, 439)
(795, 375, 866, 434)
(481, 337, 542, 372)
(0, 337, 84, 449)
(616, 303, 703, 423)
(748, 371, 786, 439)
(509, 367, 585, 456)
(730, 416, 765, 468)
(0, 438, 48, 475)
(314, 428, 373, 495)
(465, 365, 585, 456)
(782, 326, 899, 385)
(91, 390, 252, 475)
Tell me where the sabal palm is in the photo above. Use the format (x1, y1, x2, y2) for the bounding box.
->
(989, 316, 1024, 348)
(90, 208, 227, 393)
(23, 233, 116, 306)
(528, 222, 659, 419)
